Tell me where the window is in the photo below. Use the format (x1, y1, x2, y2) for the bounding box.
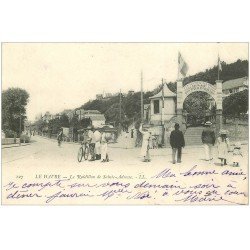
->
(154, 100, 160, 114)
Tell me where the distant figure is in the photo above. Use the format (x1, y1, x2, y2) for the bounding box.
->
(101, 131, 109, 162)
(152, 136, 157, 149)
(135, 129, 142, 147)
(125, 131, 129, 149)
(201, 121, 215, 161)
(217, 130, 230, 166)
(170, 123, 185, 164)
(57, 129, 63, 147)
(94, 128, 102, 160)
(88, 126, 96, 161)
(232, 142, 243, 167)
(131, 129, 134, 138)
(139, 123, 151, 162)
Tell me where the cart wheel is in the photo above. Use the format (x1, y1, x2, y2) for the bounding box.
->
(77, 147, 83, 162)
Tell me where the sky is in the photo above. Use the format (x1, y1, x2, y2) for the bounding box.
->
(2, 43, 248, 121)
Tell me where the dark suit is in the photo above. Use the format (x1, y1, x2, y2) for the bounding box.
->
(170, 129, 185, 163)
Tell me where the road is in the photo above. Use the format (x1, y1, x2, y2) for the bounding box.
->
(2, 135, 248, 170)
(2, 135, 248, 205)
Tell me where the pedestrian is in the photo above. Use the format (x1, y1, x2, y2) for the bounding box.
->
(100, 130, 109, 162)
(125, 131, 130, 149)
(131, 129, 134, 138)
(57, 128, 63, 147)
(152, 136, 157, 149)
(217, 130, 230, 166)
(94, 128, 102, 160)
(232, 142, 243, 167)
(139, 123, 151, 162)
(170, 123, 185, 164)
(201, 121, 215, 161)
(88, 126, 96, 161)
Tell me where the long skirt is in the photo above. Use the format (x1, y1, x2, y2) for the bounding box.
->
(101, 143, 108, 160)
(95, 141, 101, 155)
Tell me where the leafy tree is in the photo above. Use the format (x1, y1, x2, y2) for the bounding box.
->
(60, 114, 69, 127)
(79, 117, 91, 128)
(223, 90, 248, 117)
(48, 118, 61, 134)
(69, 114, 79, 131)
(2, 88, 29, 136)
(35, 119, 47, 133)
(183, 92, 210, 117)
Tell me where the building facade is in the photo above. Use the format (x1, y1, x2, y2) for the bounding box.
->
(146, 84, 177, 125)
(222, 76, 248, 97)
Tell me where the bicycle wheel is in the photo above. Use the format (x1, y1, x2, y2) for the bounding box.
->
(83, 146, 89, 160)
(77, 147, 84, 162)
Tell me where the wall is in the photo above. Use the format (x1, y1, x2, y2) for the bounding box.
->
(150, 98, 176, 125)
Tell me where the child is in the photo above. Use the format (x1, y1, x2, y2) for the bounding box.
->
(232, 142, 242, 167)
(217, 130, 230, 166)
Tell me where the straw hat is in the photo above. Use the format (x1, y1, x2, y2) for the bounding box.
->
(204, 121, 213, 126)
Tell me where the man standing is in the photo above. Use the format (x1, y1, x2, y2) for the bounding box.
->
(57, 128, 63, 147)
(201, 121, 215, 161)
(170, 123, 185, 164)
(88, 126, 96, 161)
(94, 128, 102, 160)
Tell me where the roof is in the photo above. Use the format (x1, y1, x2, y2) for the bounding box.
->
(83, 110, 101, 114)
(223, 77, 248, 90)
(149, 84, 176, 99)
(85, 114, 105, 121)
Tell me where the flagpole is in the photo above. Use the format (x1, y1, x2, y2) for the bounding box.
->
(119, 89, 122, 122)
(161, 78, 164, 125)
(218, 55, 220, 81)
(217, 42, 221, 81)
(141, 71, 144, 123)
(177, 52, 180, 80)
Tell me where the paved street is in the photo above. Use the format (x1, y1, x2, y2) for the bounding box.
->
(2, 135, 248, 170)
(2, 135, 248, 205)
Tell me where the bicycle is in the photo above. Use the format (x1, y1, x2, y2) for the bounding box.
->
(77, 141, 90, 162)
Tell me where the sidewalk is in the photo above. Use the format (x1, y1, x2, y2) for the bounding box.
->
(2, 143, 31, 149)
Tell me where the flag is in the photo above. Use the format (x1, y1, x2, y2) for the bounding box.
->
(218, 55, 222, 71)
(178, 52, 188, 78)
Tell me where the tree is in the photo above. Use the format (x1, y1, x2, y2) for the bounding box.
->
(183, 92, 210, 117)
(60, 114, 69, 127)
(2, 88, 29, 137)
(223, 90, 248, 117)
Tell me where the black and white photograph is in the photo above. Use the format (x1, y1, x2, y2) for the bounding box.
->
(1, 42, 248, 205)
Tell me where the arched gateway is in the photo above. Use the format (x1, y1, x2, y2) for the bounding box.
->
(176, 79, 223, 133)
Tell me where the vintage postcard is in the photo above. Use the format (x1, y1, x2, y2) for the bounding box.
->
(1, 42, 248, 205)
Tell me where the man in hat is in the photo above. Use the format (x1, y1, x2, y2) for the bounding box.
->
(201, 121, 216, 161)
(170, 123, 185, 164)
